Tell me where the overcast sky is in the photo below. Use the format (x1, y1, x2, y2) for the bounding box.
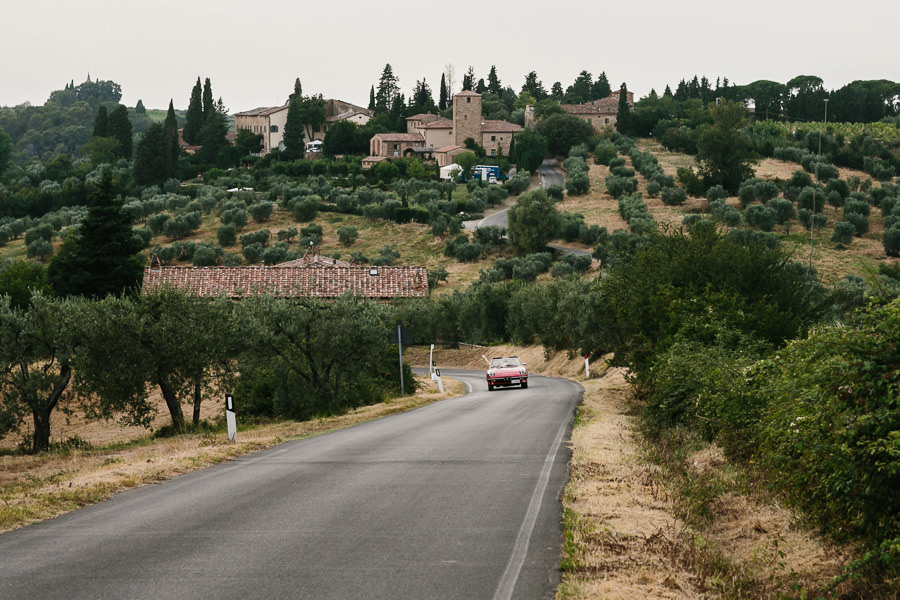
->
(2, 0, 898, 112)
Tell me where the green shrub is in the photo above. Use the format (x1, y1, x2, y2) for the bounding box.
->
(744, 205, 776, 231)
(660, 186, 687, 206)
(566, 171, 590, 196)
(845, 212, 869, 236)
(884, 227, 900, 257)
(831, 221, 856, 246)
(593, 141, 618, 165)
(248, 201, 274, 223)
(217, 224, 237, 247)
(546, 184, 564, 201)
(705, 185, 728, 203)
(337, 225, 358, 245)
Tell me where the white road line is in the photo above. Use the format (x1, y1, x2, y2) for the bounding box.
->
(492, 413, 570, 600)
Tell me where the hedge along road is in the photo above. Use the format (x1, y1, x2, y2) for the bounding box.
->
(0, 369, 581, 600)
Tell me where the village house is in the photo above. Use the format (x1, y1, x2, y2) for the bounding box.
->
(528, 90, 634, 133)
(234, 98, 373, 154)
(368, 91, 523, 168)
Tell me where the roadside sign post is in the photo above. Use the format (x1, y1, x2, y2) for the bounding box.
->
(390, 323, 414, 398)
(430, 344, 444, 392)
(583, 353, 590, 379)
(225, 394, 237, 442)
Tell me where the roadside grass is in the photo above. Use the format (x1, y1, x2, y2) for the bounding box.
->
(557, 360, 870, 599)
(0, 375, 464, 533)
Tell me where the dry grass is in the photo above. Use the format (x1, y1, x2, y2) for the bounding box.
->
(0, 375, 464, 533)
(557, 362, 859, 599)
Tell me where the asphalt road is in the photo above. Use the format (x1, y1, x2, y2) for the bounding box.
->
(470, 160, 566, 231)
(0, 370, 581, 600)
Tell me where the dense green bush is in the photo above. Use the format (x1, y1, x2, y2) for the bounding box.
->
(337, 225, 358, 245)
(660, 186, 686, 206)
(831, 221, 856, 246)
(753, 299, 900, 560)
(744, 205, 776, 231)
(593, 141, 618, 165)
(566, 171, 590, 196)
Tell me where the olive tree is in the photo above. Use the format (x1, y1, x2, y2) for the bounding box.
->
(507, 189, 561, 254)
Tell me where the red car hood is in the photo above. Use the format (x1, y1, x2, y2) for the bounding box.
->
(489, 367, 526, 377)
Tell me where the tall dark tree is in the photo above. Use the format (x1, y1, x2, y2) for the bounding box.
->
(183, 77, 204, 145)
(0, 129, 12, 177)
(107, 104, 133, 159)
(695, 100, 756, 193)
(375, 64, 399, 114)
(476, 78, 486, 94)
(462, 66, 475, 91)
(283, 97, 306, 159)
(439, 74, 448, 111)
(48, 171, 143, 298)
(134, 99, 146, 115)
(521, 71, 547, 101)
(487, 65, 502, 95)
(590, 72, 612, 101)
(164, 99, 180, 170)
(663, 85, 673, 98)
(92, 105, 108, 138)
(291, 77, 303, 101)
(565, 70, 593, 104)
(409, 79, 437, 115)
(134, 122, 172, 186)
(198, 99, 228, 165)
(202, 78, 214, 119)
(368, 85, 376, 111)
(615, 83, 633, 135)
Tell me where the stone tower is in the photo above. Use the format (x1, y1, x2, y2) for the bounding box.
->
(453, 91, 482, 147)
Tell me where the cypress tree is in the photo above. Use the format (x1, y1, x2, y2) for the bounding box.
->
(93, 106, 108, 138)
(164, 99, 180, 170)
(591, 72, 612, 101)
(439, 74, 448, 111)
(368, 85, 376, 111)
(183, 77, 203, 145)
(134, 122, 171, 186)
(615, 83, 632, 135)
(107, 105, 133, 159)
(291, 78, 303, 101)
(487, 66, 502, 95)
(48, 171, 143, 298)
(198, 99, 228, 166)
(135, 99, 146, 115)
(283, 98, 305, 160)
(202, 78, 214, 119)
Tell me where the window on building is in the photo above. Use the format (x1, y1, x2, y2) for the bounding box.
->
(491, 149, 496, 156)
(467, 98, 471, 103)
(270, 125, 278, 132)
(464, 115, 467, 120)
(605, 118, 609, 124)
(491, 135, 496, 141)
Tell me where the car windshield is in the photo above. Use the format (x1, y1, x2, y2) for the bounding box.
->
(491, 358, 521, 369)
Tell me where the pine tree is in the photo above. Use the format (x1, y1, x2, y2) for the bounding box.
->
(615, 83, 632, 135)
(107, 105, 133, 159)
(283, 98, 305, 159)
(291, 78, 303, 101)
(202, 78, 214, 118)
(550, 82, 564, 101)
(487, 66, 502, 95)
(590, 72, 612, 101)
(135, 99, 146, 115)
(462, 66, 475, 91)
(439, 74, 448, 111)
(48, 171, 143, 298)
(164, 99, 180, 170)
(375, 64, 399, 114)
(664, 85, 673, 98)
(93, 106, 108, 138)
(368, 85, 376, 111)
(476, 78, 486, 94)
(183, 77, 204, 145)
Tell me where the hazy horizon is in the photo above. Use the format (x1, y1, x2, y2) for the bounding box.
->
(2, 0, 898, 113)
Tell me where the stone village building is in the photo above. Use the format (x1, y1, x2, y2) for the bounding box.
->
(234, 99, 373, 154)
(525, 90, 634, 133)
(368, 91, 523, 168)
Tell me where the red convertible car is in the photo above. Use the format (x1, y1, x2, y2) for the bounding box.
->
(486, 357, 528, 391)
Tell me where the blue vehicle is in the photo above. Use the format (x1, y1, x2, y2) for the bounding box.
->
(473, 165, 502, 183)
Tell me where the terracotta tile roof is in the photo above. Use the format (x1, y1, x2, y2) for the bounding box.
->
(421, 119, 453, 129)
(481, 120, 524, 132)
(372, 133, 425, 142)
(454, 91, 481, 97)
(142, 266, 429, 299)
(433, 145, 465, 153)
(406, 113, 441, 122)
(361, 156, 388, 164)
(234, 103, 289, 117)
(325, 109, 370, 123)
(274, 255, 352, 268)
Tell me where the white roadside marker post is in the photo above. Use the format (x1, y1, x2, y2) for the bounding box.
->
(225, 394, 237, 443)
(583, 353, 590, 379)
(430, 344, 444, 392)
